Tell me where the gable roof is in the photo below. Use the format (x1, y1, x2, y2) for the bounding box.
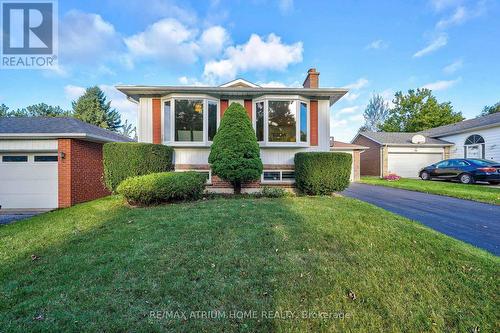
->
(355, 132, 452, 146)
(420, 112, 500, 137)
(0, 117, 133, 142)
(330, 140, 368, 150)
(219, 78, 260, 88)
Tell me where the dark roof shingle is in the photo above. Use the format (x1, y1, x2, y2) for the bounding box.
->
(420, 112, 500, 137)
(0, 117, 133, 142)
(358, 132, 452, 145)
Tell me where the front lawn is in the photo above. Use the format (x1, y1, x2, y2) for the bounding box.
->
(361, 176, 500, 205)
(1, 196, 498, 332)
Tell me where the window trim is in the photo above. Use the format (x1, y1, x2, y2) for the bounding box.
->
(261, 170, 295, 184)
(161, 95, 220, 146)
(252, 96, 310, 147)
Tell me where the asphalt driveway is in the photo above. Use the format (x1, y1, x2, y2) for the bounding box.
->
(0, 211, 45, 225)
(343, 183, 500, 255)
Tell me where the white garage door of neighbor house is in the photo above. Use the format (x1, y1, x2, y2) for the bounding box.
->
(0, 153, 58, 209)
(388, 153, 443, 178)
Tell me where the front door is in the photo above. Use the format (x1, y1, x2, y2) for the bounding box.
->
(466, 145, 481, 158)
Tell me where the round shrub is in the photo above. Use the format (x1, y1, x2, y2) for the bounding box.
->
(294, 152, 352, 195)
(209, 103, 263, 194)
(103, 142, 174, 192)
(117, 172, 206, 206)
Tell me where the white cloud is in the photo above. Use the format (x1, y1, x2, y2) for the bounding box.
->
(124, 18, 199, 64)
(338, 106, 360, 115)
(203, 33, 303, 82)
(443, 59, 463, 74)
(198, 26, 230, 58)
(436, 6, 467, 29)
(278, 0, 294, 13)
(430, 0, 463, 11)
(59, 11, 120, 64)
(258, 80, 302, 88)
(421, 77, 461, 91)
(380, 89, 395, 108)
(177, 76, 209, 86)
(331, 119, 348, 128)
(343, 92, 360, 102)
(64, 85, 86, 101)
(366, 39, 389, 50)
(349, 114, 364, 122)
(343, 78, 369, 90)
(413, 34, 448, 57)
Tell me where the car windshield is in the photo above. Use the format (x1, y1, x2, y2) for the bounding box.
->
(469, 159, 499, 166)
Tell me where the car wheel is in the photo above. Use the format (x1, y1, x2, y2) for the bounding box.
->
(420, 171, 430, 180)
(459, 173, 474, 184)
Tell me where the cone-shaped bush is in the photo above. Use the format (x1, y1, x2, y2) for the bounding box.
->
(209, 103, 263, 193)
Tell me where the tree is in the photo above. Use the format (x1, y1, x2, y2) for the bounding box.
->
(14, 103, 71, 117)
(380, 88, 463, 132)
(480, 101, 500, 116)
(361, 94, 389, 131)
(0, 104, 8, 117)
(208, 103, 263, 194)
(120, 119, 136, 139)
(72, 86, 121, 131)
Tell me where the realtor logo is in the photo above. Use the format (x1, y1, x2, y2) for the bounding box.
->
(1, 0, 57, 68)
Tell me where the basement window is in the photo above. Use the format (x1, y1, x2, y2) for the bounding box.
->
(2, 155, 28, 162)
(262, 170, 295, 183)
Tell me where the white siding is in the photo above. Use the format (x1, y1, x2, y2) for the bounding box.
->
(318, 100, 330, 150)
(438, 126, 500, 161)
(0, 139, 58, 152)
(138, 97, 153, 143)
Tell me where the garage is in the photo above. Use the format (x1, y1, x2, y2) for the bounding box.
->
(0, 153, 59, 209)
(387, 152, 443, 178)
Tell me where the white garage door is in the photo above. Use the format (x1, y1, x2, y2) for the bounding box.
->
(0, 153, 58, 209)
(388, 153, 443, 178)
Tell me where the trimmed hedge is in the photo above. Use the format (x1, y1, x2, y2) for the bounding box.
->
(295, 152, 352, 195)
(103, 142, 173, 192)
(117, 172, 206, 205)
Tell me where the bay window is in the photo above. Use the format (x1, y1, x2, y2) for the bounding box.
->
(163, 98, 219, 144)
(254, 98, 309, 145)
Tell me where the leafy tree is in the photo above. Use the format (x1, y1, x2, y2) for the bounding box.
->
(361, 94, 389, 131)
(480, 101, 500, 116)
(208, 103, 263, 194)
(72, 86, 121, 131)
(0, 104, 8, 117)
(14, 103, 71, 117)
(380, 88, 463, 132)
(120, 119, 137, 139)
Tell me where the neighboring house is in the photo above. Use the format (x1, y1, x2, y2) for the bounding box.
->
(352, 112, 500, 178)
(0, 117, 132, 209)
(329, 139, 368, 181)
(117, 68, 354, 190)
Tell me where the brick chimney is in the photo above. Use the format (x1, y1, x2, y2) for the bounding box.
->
(303, 68, 320, 88)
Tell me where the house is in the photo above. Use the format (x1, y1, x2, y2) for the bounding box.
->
(352, 112, 500, 178)
(0, 117, 132, 209)
(330, 139, 368, 181)
(117, 68, 360, 191)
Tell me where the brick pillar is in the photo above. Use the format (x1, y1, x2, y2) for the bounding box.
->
(220, 99, 229, 117)
(152, 98, 162, 144)
(381, 146, 389, 177)
(444, 146, 451, 159)
(244, 99, 252, 119)
(353, 150, 361, 181)
(58, 139, 72, 208)
(310, 100, 318, 146)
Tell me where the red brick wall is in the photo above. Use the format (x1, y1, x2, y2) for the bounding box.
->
(310, 100, 318, 146)
(152, 98, 162, 144)
(352, 135, 381, 176)
(220, 99, 228, 117)
(58, 139, 110, 208)
(244, 99, 252, 119)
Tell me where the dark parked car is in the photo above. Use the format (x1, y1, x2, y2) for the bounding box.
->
(419, 159, 500, 184)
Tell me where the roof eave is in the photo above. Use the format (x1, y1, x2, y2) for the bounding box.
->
(429, 123, 500, 138)
(0, 133, 130, 143)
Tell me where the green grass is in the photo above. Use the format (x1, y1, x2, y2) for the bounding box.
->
(1, 196, 498, 332)
(361, 176, 500, 205)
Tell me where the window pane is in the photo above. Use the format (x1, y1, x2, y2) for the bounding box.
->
(263, 171, 281, 181)
(175, 100, 204, 142)
(256, 101, 264, 141)
(164, 101, 171, 141)
(281, 171, 295, 180)
(300, 102, 307, 142)
(208, 101, 217, 141)
(34, 155, 58, 162)
(268, 101, 296, 142)
(2, 155, 28, 162)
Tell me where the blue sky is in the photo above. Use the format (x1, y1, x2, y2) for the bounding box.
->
(0, 0, 499, 141)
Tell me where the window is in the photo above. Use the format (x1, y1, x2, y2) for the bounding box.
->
(164, 101, 171, 142)
(256, 101, 264, 141)
(208, 101, 217, 141)
(465, 135, 485, 145)
(175, 99, 204, 142)
(262, 170, 295, 183)
(2, 155, 28, 162)
(464, 134, 485, 159)
(268, 100, 297, 142)
(435, 161, 450, 168)
(300, 102, 307, 142)
(34, 155, 58, 162)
